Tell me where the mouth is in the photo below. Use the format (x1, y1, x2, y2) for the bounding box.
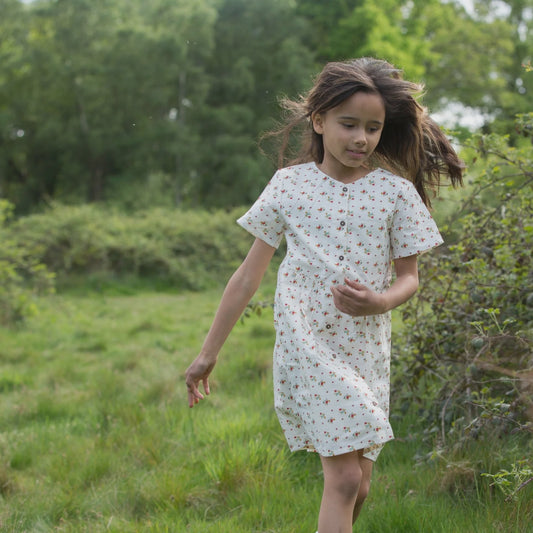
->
(347, 150, 366, 159)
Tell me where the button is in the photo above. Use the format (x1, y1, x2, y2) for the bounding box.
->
(325, 324, 332, 329)
(340, 221, 346, 227)
(339, 255, 344, 261)
(342, 187, 348, 192)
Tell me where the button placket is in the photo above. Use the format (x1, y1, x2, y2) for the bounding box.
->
(338, 184, 350, 263)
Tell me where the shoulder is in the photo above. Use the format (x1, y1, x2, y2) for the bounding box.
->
(276, 162, 321, 180)
(269, 162, 323, 190)
(371, 168, 412, 189)
(371, 168, 421, 199)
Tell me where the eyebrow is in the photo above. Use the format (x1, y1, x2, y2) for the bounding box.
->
(338, 115, 384, 125)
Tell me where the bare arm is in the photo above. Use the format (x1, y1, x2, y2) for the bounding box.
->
(331, 254, 419, 316)
(185, 238, 276, 407)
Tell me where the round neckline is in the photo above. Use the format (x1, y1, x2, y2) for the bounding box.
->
(312, 162, 379, 185)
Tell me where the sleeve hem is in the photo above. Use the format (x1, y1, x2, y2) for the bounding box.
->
(391, 239, 443, 260)
(236, 217, 283, 249)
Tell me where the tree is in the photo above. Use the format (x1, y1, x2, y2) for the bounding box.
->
(190, 0, 315, 208)
(422, 0, 530, 126)
(0, 0, 32, 204)
(295, 0, 436, 78)
(296, 0, 533, 131)
(0, 0, 217, 210)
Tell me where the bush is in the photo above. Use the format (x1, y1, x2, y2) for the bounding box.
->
(0, 200, 55, 324)
(393, 114, 533, 455)
(5, 204, 258, 290)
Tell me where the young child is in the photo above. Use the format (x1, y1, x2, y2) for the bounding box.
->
(185, 57, 463, 532)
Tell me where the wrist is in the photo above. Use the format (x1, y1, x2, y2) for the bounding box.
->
(378, 292, 390, 314)
(198, 349, 218, 363)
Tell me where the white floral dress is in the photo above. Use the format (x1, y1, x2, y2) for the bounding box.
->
(237, 163, 443, 460)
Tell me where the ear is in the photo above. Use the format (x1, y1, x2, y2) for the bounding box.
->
(311, 112, 324, 135)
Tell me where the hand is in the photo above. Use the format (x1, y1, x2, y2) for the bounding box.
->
(185, 355, 216, 408)
(330, 278, 387, 317)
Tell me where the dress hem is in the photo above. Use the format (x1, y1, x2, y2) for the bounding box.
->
(285, 435, 394, 462)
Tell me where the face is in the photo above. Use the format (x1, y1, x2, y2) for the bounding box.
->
(312, 91, 385, 183)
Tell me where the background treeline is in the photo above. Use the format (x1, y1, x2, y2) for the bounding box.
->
(1, 0, 532, 213)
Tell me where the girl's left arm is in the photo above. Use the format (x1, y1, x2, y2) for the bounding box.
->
(331, 254, 419, 317)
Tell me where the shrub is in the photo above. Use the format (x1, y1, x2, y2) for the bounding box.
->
(5, 204, 259, 290)
(0, 200, 55, 324)
(393, 114, 533, 453)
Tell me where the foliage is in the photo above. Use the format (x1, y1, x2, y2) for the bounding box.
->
(3, 203, 258, 291)
(482, 460, 533, 502)
(0, 0, 313, 212)
(296, 0, 434, 79)
(392, 114, 533, 458)
(241, 299, 274, 324)
(423, 1, 519, 118)
(296, 0, 533, 125)
(195, 0, 315, 208)
(1, 0, 532, 212)
(0, 199, 54, 324)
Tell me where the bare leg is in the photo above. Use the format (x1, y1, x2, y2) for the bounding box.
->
(318, 451, 363, 533)
(352, 452, 373, 523)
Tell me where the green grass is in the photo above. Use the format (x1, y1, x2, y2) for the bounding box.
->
(0, 285, 531, 532)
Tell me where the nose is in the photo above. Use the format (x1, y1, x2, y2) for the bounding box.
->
(352, 127, 367, 146)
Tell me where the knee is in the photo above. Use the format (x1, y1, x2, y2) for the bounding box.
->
(330, 464, 363, 502)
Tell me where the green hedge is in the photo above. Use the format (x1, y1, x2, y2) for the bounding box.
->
(6, 204, 257, 291)
(0, 200, 55, 323)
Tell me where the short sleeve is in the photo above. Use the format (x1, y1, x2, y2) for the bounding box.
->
(237, 171, 286, 249)
(390, 181, 443, 259)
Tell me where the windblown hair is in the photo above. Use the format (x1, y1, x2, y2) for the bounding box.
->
(267, 57, 463, 206)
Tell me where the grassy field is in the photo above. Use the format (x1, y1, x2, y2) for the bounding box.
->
(0, 285, 531, 532)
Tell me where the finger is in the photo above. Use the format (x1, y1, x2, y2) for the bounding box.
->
(331, 284, 352, 295)
(188, 390, 195, 408)
(188, 388, 204, 408)
(187, 386, 196, 408)
(332, 284, 359, 300)
(194, 389, 205, 403)
(202, 377, 210, 396)
(344, 278, 366, 289)
(187, 378, 204, 406)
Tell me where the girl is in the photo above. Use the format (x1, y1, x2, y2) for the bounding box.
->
(185, 57, 463, 532)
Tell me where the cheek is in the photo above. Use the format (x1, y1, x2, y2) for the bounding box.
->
(371, 132, 384, 147)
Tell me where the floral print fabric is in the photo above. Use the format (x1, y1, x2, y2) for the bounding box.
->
(237, 163, 443, 460)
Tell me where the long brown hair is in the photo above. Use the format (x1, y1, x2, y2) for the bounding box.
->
(266, 57, 463, 206)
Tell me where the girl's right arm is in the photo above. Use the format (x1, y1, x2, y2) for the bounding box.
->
(185, 237, 276, 408)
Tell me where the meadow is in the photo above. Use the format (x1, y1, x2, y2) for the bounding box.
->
(0, 280, 530, 532)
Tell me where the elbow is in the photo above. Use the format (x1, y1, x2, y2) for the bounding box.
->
(409, 273, 419, 299)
